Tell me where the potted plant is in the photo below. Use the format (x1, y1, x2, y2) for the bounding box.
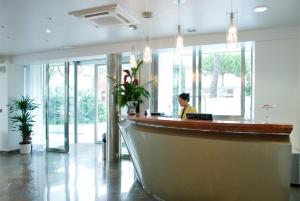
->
(109, 60, 151, 114)
(8, 96, 39, 154)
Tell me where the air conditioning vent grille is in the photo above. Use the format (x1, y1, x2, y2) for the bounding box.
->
(69, 4, 139, 27)
(116, 13, 130, 23)
(84, 12, 110, 18)
(90, 16, 123, 26)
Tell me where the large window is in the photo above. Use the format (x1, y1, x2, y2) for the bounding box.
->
(158, 48, 194, 115)
(156, 43, 254, 120)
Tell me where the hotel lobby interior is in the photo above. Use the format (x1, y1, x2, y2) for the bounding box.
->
(1, 0, 300, 200)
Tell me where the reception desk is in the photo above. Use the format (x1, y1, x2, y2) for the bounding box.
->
(119, 115, 293, 201)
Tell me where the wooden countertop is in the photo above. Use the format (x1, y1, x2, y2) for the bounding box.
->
(121, 114, 293, 136)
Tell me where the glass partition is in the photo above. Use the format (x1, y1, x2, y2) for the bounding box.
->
(96, 64, 107, 142)
(46, 63, 69, 152)
(77, 63, 96, 143)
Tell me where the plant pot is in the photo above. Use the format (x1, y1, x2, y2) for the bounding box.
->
(126, 101, 138, 115)
(20, 143, 31, 154)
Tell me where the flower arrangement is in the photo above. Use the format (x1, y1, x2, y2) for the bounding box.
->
(109, 60, 151, 107)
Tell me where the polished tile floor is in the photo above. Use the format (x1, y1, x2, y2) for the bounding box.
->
(0, 144, 299, 201)
(0, 144, 155, 201)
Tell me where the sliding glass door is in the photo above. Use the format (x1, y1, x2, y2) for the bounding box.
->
(45, 58, 107, 152)
(75, 59, 107, 144)
(96, 64, 107, 142)
(45, 63, 69, 152)
(77, 62, 96, 143)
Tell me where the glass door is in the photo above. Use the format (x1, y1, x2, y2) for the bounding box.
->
(46, 63, 69, 152)
(76, 59, 107, 144)
(45, 59, 107, 151)
(76, 62, 96, 143)
(96, 64, 107, 143)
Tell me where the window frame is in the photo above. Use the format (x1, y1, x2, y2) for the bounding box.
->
(152, 43, 254, 121)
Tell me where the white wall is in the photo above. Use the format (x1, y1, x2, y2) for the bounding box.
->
(0, 59, 24, 151)
(7, 64, 24, 150)
(7, 26, 300, 152)
(13, 27, 299, 64)
(255, 39, 300, 152)
(0, 63, 9, 151)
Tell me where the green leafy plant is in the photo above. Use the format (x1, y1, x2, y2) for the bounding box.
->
(109, 60, 151, 107)
(8, 96, 39, 144)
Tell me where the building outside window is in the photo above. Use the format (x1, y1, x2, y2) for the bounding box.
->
(155, 42, 254, 120)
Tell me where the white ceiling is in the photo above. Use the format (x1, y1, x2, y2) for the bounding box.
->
(0, 0, 299, 55)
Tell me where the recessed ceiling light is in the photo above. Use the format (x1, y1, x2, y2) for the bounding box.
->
(253, 5, 268, 13)
(46, 29, 51, 33)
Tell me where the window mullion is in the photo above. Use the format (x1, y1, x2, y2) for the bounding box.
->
(192, 48, 197, 107)
(198, 49, 202, 113)
(241, 45, 246, 118)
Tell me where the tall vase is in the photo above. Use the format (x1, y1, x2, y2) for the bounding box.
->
(126, 101, 138, 115)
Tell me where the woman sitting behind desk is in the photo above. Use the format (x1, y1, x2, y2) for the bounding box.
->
(178, 93, 197, 120)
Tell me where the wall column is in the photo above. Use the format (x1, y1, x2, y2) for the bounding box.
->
(107, 54, 121, 163)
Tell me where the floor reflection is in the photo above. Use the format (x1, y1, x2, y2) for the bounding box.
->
(0, 144, 155, 201)
(1, 144, 299, 201)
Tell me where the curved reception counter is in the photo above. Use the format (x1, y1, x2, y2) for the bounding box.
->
(119, 115, 293, 201)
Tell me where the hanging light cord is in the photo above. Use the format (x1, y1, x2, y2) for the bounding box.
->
(178, 0, 181, 26)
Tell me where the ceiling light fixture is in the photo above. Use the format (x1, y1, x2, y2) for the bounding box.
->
(46, 29, 51, 33)
(226, 0, 238, 48)
(175, 0, 184, 55)
(253, 5, 268, 13)
(143, 36, 152, 64)
(142, 11, 153, 18)
(130, 46, 137, 68)
(142, 1, 152, 64)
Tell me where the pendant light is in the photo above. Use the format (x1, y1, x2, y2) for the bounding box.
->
(226, 0, 238, 48)
(130, 46, 137, 68)
(142, 0, 153, 64)
(175, 0, 184, 54)
(143, 36, 152, 64)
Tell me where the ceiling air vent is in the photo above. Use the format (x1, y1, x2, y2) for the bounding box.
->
(69, 4, 139, 27)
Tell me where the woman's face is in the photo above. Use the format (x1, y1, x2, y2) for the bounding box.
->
(178, 97, 187, 107)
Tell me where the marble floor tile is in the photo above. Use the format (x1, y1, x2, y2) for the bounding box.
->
(0, 143, 299, 201)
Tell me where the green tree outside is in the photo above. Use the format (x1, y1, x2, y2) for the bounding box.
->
(202, 52, 251, 97)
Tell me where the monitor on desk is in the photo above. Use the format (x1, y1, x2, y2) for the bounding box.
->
(186, 113, 213, 121)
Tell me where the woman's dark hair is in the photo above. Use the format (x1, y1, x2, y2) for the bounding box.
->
(178, 93, 190, 102)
